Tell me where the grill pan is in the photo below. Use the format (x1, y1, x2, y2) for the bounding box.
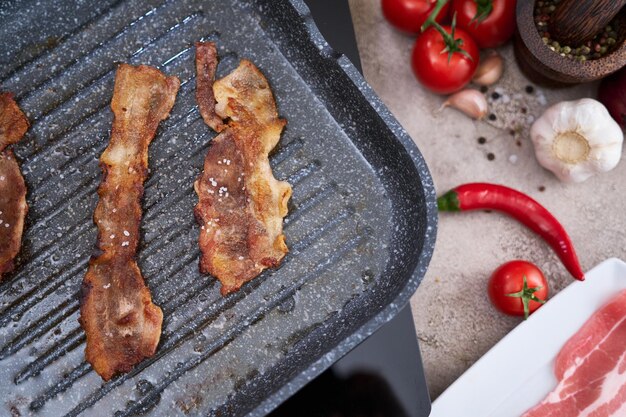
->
(0, 0, 437, 415)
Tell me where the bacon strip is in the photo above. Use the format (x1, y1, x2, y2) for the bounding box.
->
(0, 93, 29, 152)
(194, 43, 292, 295)
(79, 64, 179, 380)
(522, 290, 626, 417)
(195, 42, 225, 133)
(0, 93, 29, 279)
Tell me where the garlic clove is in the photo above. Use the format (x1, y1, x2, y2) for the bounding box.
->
(440, 89, 488, 120)
(472, 52, 504, 86)
(588, 139, 623, 172)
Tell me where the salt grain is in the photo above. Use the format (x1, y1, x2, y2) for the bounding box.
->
(121, 241, 129, 247)
(103, 283, 111, 289)
(0, 176, 5, 181)
(110, 234, 115, 239)
(123, 230, 130, 236)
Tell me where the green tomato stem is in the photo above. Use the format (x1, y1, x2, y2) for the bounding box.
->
(421, 2, 473, 63)
(505, 275, 546, 320)
(472, 0, 494, 24)
(421, 0, 450, 32)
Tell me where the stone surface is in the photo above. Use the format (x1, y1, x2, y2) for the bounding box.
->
(349, 0, 626, 401)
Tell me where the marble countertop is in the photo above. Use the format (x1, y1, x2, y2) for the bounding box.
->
(348, 0, 626, 400)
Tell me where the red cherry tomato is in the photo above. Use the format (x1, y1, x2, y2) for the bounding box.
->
(382, 0, 449, 34)
(451, 0, 517, 48)
(488, 260, 548, 319)
(411, 25, 479, 94)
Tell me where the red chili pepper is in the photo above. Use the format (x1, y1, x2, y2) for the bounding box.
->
(438, 183, 585, 280)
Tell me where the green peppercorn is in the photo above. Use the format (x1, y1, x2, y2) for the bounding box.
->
(562, 46, 571, 54)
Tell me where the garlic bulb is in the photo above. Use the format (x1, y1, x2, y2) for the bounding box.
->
(530, 98, 623, 183)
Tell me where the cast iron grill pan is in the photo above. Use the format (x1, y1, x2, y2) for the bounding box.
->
(0, 1, 436, 415)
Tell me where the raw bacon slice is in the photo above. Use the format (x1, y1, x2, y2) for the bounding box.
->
(555, 290, 626, 381)
(79, 64, 179, 381)
(0, 92, 29, 279)
(194, 42, 292, 296)
(522, 289, 626, 417)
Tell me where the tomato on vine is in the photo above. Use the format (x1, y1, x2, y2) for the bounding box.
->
(411, 3, 479, 94)
(382, 0, 450, 34)
(451, 0, 517, 48)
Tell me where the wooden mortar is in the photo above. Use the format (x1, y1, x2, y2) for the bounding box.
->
(514, 0, 626, 87)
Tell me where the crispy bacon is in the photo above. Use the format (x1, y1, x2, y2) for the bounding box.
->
(195, 42, 225, 133)
(0, 93, 29, 280)
(194, 43, 292, 296)
(79, 64, 179, 380)
(0, 92, 29, 152)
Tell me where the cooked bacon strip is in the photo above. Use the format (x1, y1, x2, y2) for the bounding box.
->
(0, 93, 29, 280)
(79, 64, 179, 380)
(0, 151, 28, 278)
(194, 44, 291, 295)
(195, 42, 225, 133)
(0, 92, 29, 153)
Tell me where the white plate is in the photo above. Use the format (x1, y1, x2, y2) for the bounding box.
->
(430, 258, 626, 417)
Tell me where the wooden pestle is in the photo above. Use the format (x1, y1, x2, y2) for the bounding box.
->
(549, 0, 626, 46)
